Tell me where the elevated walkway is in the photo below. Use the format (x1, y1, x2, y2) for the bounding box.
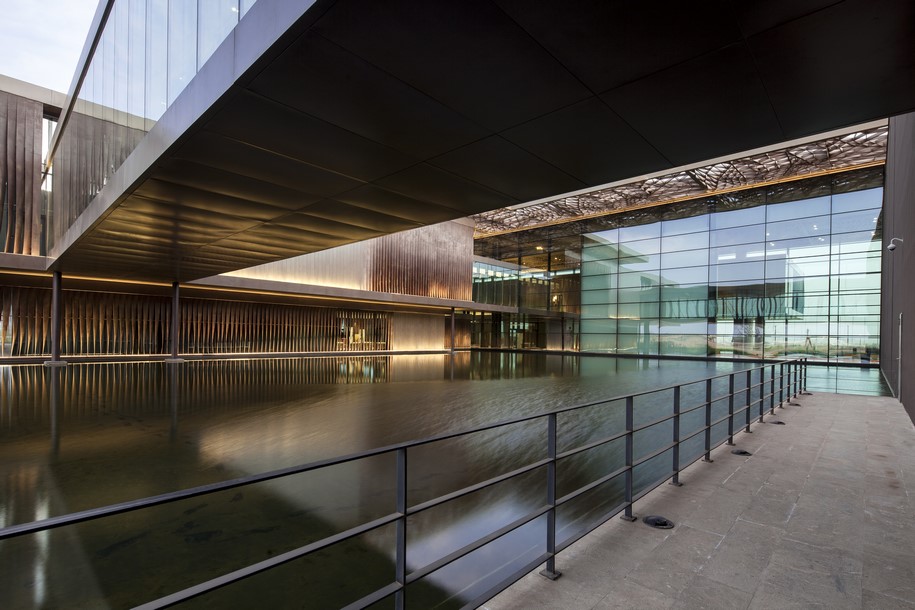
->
(484, 393, 915, 609)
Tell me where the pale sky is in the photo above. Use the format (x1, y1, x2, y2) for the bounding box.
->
(0, 0, 99, 93)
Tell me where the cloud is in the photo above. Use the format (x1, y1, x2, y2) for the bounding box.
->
(0, 0, 98, 93)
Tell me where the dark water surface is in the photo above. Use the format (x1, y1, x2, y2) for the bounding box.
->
(0, 353, 754, 609)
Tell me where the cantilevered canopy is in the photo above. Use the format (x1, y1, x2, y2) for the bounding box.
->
(51, 0, 915, 281)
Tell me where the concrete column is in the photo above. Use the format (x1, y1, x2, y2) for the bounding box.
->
(450, 307, 456, 352)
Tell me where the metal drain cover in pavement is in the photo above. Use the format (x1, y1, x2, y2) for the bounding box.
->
(643, 515, 675, 529)
(731, 449, 752, 456)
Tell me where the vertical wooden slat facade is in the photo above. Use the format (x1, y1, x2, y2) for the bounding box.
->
(0, 287, 410, 357)
(0, 91, 43, 255)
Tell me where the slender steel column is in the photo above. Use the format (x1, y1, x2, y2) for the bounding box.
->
(44, 271, 66, 367)
(51, 271, 61, 360)
(167, 282, 184, 363)
(450, 307, 455, 352)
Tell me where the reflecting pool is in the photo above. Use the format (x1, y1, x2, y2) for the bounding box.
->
(0, 353, 833, 608)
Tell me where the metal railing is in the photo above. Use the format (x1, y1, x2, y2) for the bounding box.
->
(0, 359, 808, 609)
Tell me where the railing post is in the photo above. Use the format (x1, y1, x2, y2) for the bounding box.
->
(621, 396, 637, 522)
(703, 378, 713, 462)
(778, 363, 785, 409)
(803, 358, 809, 393)
(395, 448, 407, 610)
(758, 367, 765, 423)
(769, 365, 776, 415)
(744, 369, 752, 433)
(540, 413, 561, 580)
(670, 386, 683, 486)
(726, 374, 735, 445)
(790, 361, 796, 398)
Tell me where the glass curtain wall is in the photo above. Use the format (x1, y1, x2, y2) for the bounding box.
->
(580, 179, 883, 361)
(472, 167, 883, 363)
(48, 0, 258, 253)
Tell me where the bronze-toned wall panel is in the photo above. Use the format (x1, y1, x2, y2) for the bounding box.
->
(369, 222, 473, 300)
(0, 286, 51, 356)
(0, 91, 43, 255)
(0, 287, 401, 357)
(226, 221, 474, 301)
(179, 300, 391, 354)
(50, 110, 146, 253)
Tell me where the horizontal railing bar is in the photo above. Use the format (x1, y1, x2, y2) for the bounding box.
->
(554, 500, 629, 555)
(556, 465, 628, 506)
(679, 402, 710, 416)
(408, 458, 551, 515)
(132, 513, 400, 610)
(4, 359, 804, 545)
(632, 441, 677, 468)
(710, 412, 733, 428)
(632, 412, 676, 432)
(632, 471, 675, 503)
(556, 431, 628, 460)
(406, 505, 552, 584)
(680, 426, 707, 443)
(460, 551, 553, 610)
(340, 581, 402, 610)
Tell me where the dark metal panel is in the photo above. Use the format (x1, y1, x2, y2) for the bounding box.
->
(503, 97, 672, 184)
(250, 32, 488, 158)
(748, 0, 915, 137)
(205, 90, 418, 182)
(601, 43, 784, 165)
(373, 164, 517, 214)
(330, 185, 469, 222)
(294, 200, 425, 233)
(312, 0, 592, 131)
(154, 159, 324, 210)
(731, 0, 844, 37)
(429, 136, 586, 201)
(495, 0, 743, 94)
(271, 213, 386, 241)
(172, 129, 364, 197)
(132, 179, 297, 221)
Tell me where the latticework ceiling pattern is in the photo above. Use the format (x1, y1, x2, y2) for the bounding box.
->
(472, 126, 887, 237)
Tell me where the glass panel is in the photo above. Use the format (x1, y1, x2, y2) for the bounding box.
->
(831, 209, 880, 235)
(618, 237, 660, 257)
(661, 248, 709, 268)
(662, 215, 709, 236)
(661, 232, 708, 252)
(198, 0, 241, 69)
(710, 225, 766, 247)
(240, 0, 258, 17)
(766, 196, 830, 222)
(113, 1, 129, 114)
(710, 206, 765, 230)
(765, 216, 830, 241)
(127, 0, 146, 121)
(711, 261, 765, 283)
(658, 266, 708, 286)
(832, 188, 883, 213)
(168, 0, 198, 104)
(619, 223, 660, 242)
(618, 254, 661, 272)
(146, 0, 168, 120)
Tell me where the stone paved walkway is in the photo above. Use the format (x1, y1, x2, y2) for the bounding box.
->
(482, 393, 915, 609)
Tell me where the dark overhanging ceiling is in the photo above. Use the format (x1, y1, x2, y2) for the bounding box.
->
(51, 0, 915, 282)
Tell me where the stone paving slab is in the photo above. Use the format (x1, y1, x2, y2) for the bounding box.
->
(481, 393, 915, 610)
